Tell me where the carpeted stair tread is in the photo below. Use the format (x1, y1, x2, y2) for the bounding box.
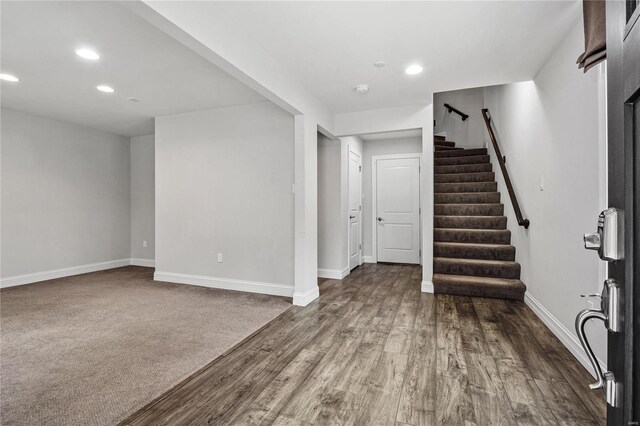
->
(435, 146, 464, 151)
(434, 148, 487, 158)
(435, 182, 497, 193)
(435, 155, 490, 166)
(434, 141, 456, 147)
(435, 192, 501, 204)
(434, 257, 520, 279)
(432, 274, 525, 301)
(434, 215, 507, 230)
(435, 172, 495, 183)
(434, 228, 511, 244)
(434, 242, 516, 261)
(435, 204, 504, 216)
(435, 163, 493, 174)
(431, 132, 526, 301)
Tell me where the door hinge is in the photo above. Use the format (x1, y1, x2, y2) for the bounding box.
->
(419, 207, 421, 214)
(359, 244, 362, 250)
(419, 249, 421, 256)
(359, 165, 362, 172)
(359, 205, 362, 211)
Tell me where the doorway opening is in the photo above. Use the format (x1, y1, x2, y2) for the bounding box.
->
(317, 128, 423, 280)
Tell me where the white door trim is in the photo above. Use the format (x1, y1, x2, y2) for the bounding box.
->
(371, 153, 422, 264)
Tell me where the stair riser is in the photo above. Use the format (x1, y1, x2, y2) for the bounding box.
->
(435, 182, 497, 193)
(435, 155, 490, 166)
(434, 229, 511, 244)
(435, 204, 504, 216)
(434, 244, 515, 261)
(433, 279, 525, 301)
(434, 216, 507, 230)
(435, 193, 501, 204)
(434, 148, 487, 158)
(434, 259, 521, 279)
(434, 163, 493, 174)
(435, 172, 495, 183)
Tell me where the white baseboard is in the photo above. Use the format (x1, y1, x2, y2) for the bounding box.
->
(0, 259, 131, 288)
(154, 271, 294, 298)
(317, 267, 349, 280)
(293, 286, 320, 306)
(130, 258, 155, 267)
(421, 280, 434, 293)
(363, 256, 376, 263)
(524, 291, 606, 379)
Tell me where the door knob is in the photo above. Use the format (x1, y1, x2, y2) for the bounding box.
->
(377, 217, 384, 222)
(350, 215, 355, 219)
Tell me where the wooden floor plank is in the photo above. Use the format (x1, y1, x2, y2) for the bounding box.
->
(122, 264, 605, 426)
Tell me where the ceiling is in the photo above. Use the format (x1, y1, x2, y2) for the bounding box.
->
(0, 1, 266, 137)
(212, 1, 581, 113)
(360, 129, 422, 141)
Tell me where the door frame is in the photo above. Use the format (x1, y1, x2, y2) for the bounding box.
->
(347, 146, 363, 270)
(371, 153, 422, 264)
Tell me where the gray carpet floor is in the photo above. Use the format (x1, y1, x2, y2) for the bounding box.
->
(0, 266, 291, 426)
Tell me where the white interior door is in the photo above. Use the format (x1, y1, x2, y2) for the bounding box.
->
(349, 150, 362, 270)
(376, 157, 421, 264)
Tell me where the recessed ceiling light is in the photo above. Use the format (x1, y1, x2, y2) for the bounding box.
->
(0, 73, 20, 82)
(76, 48, 100, 60)
(405, 64, 423, 75)
(96, 85, 115, 93)
(355, 84, 369, 94)
(373, 61, 386, 68)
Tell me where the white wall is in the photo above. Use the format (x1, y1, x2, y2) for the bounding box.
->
(317, 134, 343, 275)
(433, 87, 485, 149)
(130, 135, 155, 263)
(362, 137, 422, 259)
(129, 2, 332, 305)
(154, 102, 295, 296)
(482, 21, 607, 367)
(1, 108, 131, 282)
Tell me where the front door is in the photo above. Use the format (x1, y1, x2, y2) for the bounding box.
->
(375, 156, 421, 264)
(605, 2, 638, 424)
(349, 149, 362, 270)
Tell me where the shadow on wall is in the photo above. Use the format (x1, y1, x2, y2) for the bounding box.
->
(433, 87, 485, 150)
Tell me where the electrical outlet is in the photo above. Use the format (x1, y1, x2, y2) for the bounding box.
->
(143, 240, 148, 248)
(217, 253, 223, 263)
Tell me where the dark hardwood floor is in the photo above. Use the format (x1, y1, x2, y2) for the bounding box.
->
(122, 263, 606, 425)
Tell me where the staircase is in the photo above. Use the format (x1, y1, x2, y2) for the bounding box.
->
(432, 135, 526, 301)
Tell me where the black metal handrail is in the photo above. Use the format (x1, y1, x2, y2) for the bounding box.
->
(444, 103, 469, 121)
(481, 108, 530, 229)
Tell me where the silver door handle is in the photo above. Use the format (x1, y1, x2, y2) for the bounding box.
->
(574, 278, 622, 407)
(583, 207, 623, 261)
(575, 308, 607, 390)
(350, 215, 355, 219)
(377, 217, 384, 222)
